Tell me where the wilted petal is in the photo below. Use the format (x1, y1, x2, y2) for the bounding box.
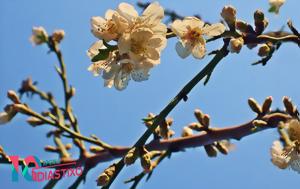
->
(202, 23, 226, 37)
(175, 41, 192, 58)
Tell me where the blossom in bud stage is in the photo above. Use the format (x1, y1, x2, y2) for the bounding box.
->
(283, 96, 297, 116)
(52, 30, 65, 43)
(269, 0, 285, 14)
(30, 26, 48, 45)
(248, 98, 262, 114)
(228, 37, 244, 53)
(171, 17, 225, 59)
(97, 165, 116, 186)
(7, 90, 20, 104)
(221, 5, 237, 25)
(88, 2, 167, 90)
(235, 20, 249, 33)
(124, 147, 138, 166)
(252, 120, 268, 127)
(258, 44, 271, 57)
(181, 126, 193, 137)
(0, 105, 18, 125)
(262, 96, 273, 114)
(27, 117, 44, 127)
(140, 153, 152, 173)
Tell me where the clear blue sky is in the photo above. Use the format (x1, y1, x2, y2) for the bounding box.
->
(1, 0, 300, 188)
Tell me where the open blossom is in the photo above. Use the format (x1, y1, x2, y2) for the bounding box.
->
(88, 2, 167, 90)
(269, 0, 285, 14)
(30, 26, 48, 45)
(87, 41, 151, 90)
(171, 17, 225, 59)
(270, 140, 300, 173)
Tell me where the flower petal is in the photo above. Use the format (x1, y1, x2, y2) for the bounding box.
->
(171, 20, 187, 37)
(116, 3, 138, 22)
(175, 41, 192, 58)
(183, 17, 204, 29)
(142, 2, 164, 26)
(131, 69, 149, 82)
(114, 70, 131, 91)
(202, 23, 226, 37)
(87, 40, 104, 58)
(192, 38, 206, 59)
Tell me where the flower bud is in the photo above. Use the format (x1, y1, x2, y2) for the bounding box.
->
(283, 96, 296, 116)
(253, 120, 268, 127)
(204, 145, 217, 157)
(0, 105, 18, 125)
(248, 98, 262, 114)
(228, 37, 244, 53)
(258, 44, 271, 57)
(235, 20, 249, 33)
(30, 26, 48, 45)
(124, 147, 138, 166)
(140, 153, 152, 173)
(262, 96, 273, 114)
(44, 145, 59, 152)
(52, 30, 65, 43)
(254, 10, 265, 22)
(181, 126, 194, 137)
(90, 146, 104, 153)
(221, 5, 237, 25)
(215, 142, 229, 155)
(97, 165, 115, 186)
(202, 114, 210, 128)
(7, 90, 20, 104)
(194, 109, 204, 123)
(27, 116, 44, 127)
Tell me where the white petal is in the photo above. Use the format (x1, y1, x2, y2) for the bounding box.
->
(105, 9, 115, 19)
(142, 2, 164, 26)
(202, 23, 226, 37)
(114, 70, 131, 91)
(145, 48, 160, 60)
(183, 17, 204, 29)
(87, 40, 104, 58)
(116, 3, 138, 22)
(175, 41, 192, 58)
(152, 23, 167, 35)
(171, 20, 187, 37)
(90, 16, 106, 37)
(192, 39, 206, 59)
(118, 34, 131, 55)
(131, 69, 149, 82)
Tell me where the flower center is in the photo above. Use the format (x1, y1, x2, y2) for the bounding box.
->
(131, 39, 146, 54)
(121, 63, 134, 73)
(185, 28, 202, 41)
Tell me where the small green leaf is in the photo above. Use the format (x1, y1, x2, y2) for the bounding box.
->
(91, 49, 110, 62)
(268, 6, 277, 13)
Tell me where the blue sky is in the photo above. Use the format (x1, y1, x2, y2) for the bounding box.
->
(1, 0, 300, 188)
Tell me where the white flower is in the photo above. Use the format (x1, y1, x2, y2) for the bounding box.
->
(30, 26, 48, 45)
(270, 140, 300, 173)
(87, 41, 150, 91)
(270, 140, 290, 169)
(52, 30, 65, 43)
(117, 2, 167, 65)
(269, 0, 285, 14)
(171, 17, 225, 59)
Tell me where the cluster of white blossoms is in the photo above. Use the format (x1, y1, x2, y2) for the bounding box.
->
(270, 120, 300, 173)
(88, 2, 227, 90)
(87, 2, 167, 90)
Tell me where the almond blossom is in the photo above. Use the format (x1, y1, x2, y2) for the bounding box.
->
(88, 2, 167, 90)
(270, 140, 300, 173)
(30, 26, 48, 45)
(171, 17, 225, 59)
